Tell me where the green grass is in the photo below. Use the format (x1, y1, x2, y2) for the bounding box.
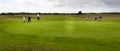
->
(0, 14, 120, 51)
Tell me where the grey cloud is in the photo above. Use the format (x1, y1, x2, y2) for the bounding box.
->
(47, 0, 120, 12)
(101, 0, 120, 7)
(48, 0, 120, 8)
(48, 0, 105, 8)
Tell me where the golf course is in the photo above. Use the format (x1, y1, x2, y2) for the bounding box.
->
(0, 14, 120, 51)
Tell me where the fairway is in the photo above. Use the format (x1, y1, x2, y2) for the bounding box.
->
(0, 14, 120, 51)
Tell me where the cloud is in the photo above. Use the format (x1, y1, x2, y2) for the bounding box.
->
(48, 0, 120, 12)
(0, 0, 120, 13)
(48, 0, 105, 7)
(0, 0, 56, 13)
(49, 0, 120, 7)
(101, 0, 120, 8)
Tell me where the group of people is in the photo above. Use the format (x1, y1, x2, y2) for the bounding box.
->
(23, 14, 40, 23)
(23, 15, 103, 23)
(85, 16, 103, 22)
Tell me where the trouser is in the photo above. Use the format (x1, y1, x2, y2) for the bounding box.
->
(37, 17, 40, 20)
(28, 20, 31, 23)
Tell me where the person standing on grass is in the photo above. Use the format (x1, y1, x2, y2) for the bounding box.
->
(28, 16, 31, 23)
(85, 17, 89, 20)
(37, 14, 40, 20)
(98, 16, 103, 22)
(94, 17, 97, 21)
(23, 15, 26, 23)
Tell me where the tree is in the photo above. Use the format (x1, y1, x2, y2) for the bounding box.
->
(78, 11, 82, 15)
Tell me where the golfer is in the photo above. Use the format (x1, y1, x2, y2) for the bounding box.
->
(37, 14, 40, 20)
(98, 16, 103, 22)
(94, 17, 97, 21)
(28, 16, 31, 23)
(23, 15, 26, 23)
(85, 17, 89, 20)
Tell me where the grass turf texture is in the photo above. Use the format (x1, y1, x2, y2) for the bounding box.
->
(0, 14, 120, 51)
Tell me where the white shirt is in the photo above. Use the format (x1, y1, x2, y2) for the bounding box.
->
(37, 14, 40, 17)
(23, 16, 26, 20)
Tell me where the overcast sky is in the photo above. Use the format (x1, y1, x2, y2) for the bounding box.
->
(0, 0, 120, 13)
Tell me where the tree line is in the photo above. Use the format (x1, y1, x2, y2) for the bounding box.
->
(0, 11, 83, 15)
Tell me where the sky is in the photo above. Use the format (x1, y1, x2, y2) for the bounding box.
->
(0, 0, 120, 13)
